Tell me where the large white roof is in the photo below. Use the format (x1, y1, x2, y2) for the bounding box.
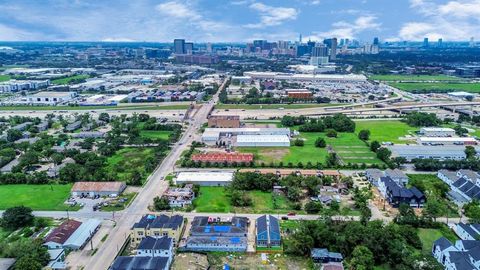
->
(418, 137, 477, 142)
(237, 134, 290, 143)
(176, 171, 234, 182)
(420, 127, 455, 132)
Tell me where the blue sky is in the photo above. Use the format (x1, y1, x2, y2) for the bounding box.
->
(0, 0, 479, 42)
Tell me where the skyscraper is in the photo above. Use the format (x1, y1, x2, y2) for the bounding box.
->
(373, 37, 379, 45)
(174, 39, 185, 54)
(323, 38, 337, 61)
(423, 38, 429, 48)
(206, 42, 213, 53)
(437, 38, 443, 47)
(311, 44, 328, 57)
(184, 42, 193, 55)
(470, 37, 475, 48)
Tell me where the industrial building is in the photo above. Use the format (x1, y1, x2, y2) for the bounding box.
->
(243, 72, 367, 82)
(419, 127, 455, 137)
(26, 91, 77, 105)
(44, 219, 101, 250)
(285, 89, 312, 99)
(201, 127, 291, 145)
(236, 134, 290, 147)
(387, 145, 480, 161)
(417, 137, 477, 146)
(71, 182, 126, 198)
(175, 171, 234, 186)
(191, 152, 254, 164)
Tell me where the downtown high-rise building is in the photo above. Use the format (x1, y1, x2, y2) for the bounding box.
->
(423, 37, 429, 48)
(184, 42, 193, 55)
(174, 39, 186, 54)
(323, 38, 337, 61)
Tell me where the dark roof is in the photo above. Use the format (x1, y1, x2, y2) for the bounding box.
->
(458, 223, 480, 239)
(381, 177, 425, 199)
(132, 215, 183, 230)
(111, 256, 168, 270)
(311, 248, 343, 260)
(465, 185, 480, 198)
(453, 177, 469, 188)
(257, 215, 281, 242)
(458, 240, 480, 250)
(138, 236, 172, 251)
(190, 216, 248, 236)
(466, 245, 480, 261)
(433, 237, 453, 251)
(448, 251, 476, 270)
(45, 219, 82, 245)
(459, 181, 475, 193)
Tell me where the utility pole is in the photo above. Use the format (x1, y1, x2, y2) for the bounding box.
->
(90, 230, 94, 250)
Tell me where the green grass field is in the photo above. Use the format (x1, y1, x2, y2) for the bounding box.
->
(238, 130, 383, 166)
(215, 103, 339, 110)
(194, 187, 296, 214)
(0, 75, 10, 82)
(194, 187, 232, 213)
(355, 120, 418, 143)
(139, 130, 172, 140)
(418, 227, 458, 254)
(389, 82, 480, 93)
(369, 74, 463, 82)
(0, 184, 73, 210)
(106, 147, 155, 183)
(51, 74, 90, 85)
(117, 104, 189, 110)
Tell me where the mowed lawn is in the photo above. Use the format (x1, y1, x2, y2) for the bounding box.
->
(389, 82, 480, 93)
(194, 187, 231, 213)
(355, 120, 418, 143)
(139, 130, 172, 140)
(418, 228, 458, 254)
(0, 184, 72, 210)
(369, 74, 463, 81)
(324, 133, 383, 165)
(215, 103, 339, 110)
(194, 187, 296, 213)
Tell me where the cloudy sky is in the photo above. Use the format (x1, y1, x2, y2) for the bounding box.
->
(0, 0, 479, 42)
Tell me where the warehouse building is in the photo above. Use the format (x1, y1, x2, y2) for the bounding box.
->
(175, 171, 234, 186)
(387, 145, 480, 161)
(71, 182, 126, 197)
(27, 91, 77, 105)
(236, 134, 290, 147)
(202, 127, 291, 144)
(419, 127, 455, 137)
(191, 152, 254, 164)
(417, 137, 477, 146)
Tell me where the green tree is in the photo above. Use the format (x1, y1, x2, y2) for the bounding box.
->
(376, 147, 392, 162)
(293, 138, 304, 146)
(465, 145, 477, 159)
(423, 199, 447, 222)
(1, 206, 34, 230)
(304, 201, 322, 214)
(315, 137, 326, 148)
(370, 140, 381, 152)
(349, 245, 374, 270)
(7, 129, 23, 142)
(153, 196, 170, 211)
(326, 129, 337, 138)
(129, 170, 143, 186)
(14, 256, 42, 270)
(358, 129, 371, 141)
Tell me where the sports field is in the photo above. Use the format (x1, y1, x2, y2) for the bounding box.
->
(0, 184, 73, 210)
(369, 74, 463, 81)
(355, 120, 418, 143)
(389, 82, 480, 93)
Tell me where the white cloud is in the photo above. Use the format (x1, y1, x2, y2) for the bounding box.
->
(308, 15, 381, 40)
(397, 0, 480, 40)
(244, 2, 298, 28)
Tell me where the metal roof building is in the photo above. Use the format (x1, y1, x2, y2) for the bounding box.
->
(256, 215, 281, 248)
(202, 127, 290, 143)
(236, 134, 290, 147)
(417, 137, 477, 145)
(63, 219, 101, 250)
(111, 256, 169, 270)
(175, 171, 234, 186)
(387, 145, 480, 161)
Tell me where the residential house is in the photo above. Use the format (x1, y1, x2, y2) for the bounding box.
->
(163, 184, 195, 208)
(130, 215, 184, 247)
(432, 237, 480, 270)
(110, 256, 170, 270)
(185, 216, 248, 252)
(385, 169, 409, 186)
(65, 121, 82, 132)
(71, 131, 105, 139)
(365, 169, 383, 186)
(378, 177, 426, 208)
(311, 248, 344, 264)
(256, 215, 281, 248)
(457, 170, 480, 185)
(455, 223, 480, 241)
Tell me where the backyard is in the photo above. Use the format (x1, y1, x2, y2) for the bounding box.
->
(0, 184, 74, 210)
(417, 227, 458, 254)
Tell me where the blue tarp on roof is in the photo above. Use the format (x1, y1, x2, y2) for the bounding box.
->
(214, 225, 230, 232)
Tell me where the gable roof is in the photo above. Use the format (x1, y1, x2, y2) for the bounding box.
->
(45, 219, 82, 245)
(132, 214, 183, 230)
(433, 237, 453, 251)
(111, 256, 168, 270)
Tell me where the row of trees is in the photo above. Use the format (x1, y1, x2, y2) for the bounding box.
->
(281, 114, 356, 133)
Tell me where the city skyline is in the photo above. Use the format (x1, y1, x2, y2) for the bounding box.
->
(0, 0, 479, 43)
